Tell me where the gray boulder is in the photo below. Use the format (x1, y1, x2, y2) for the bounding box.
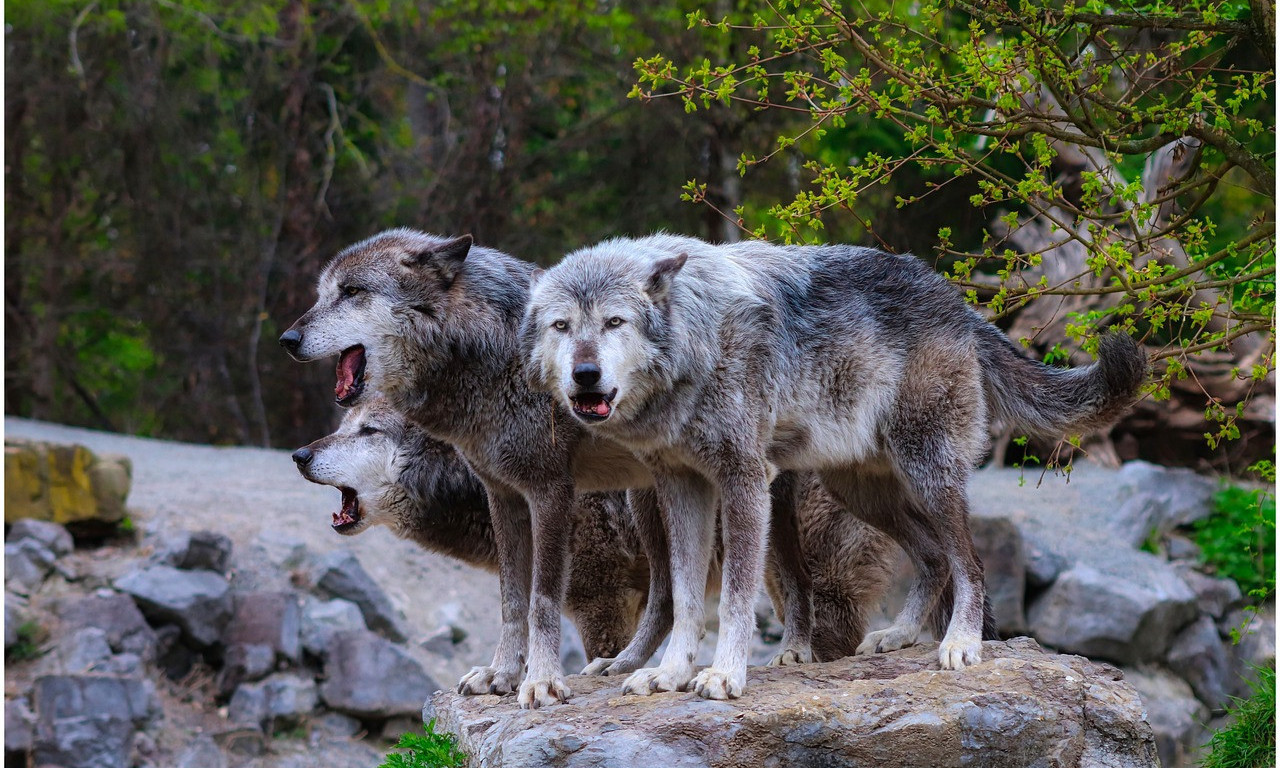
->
(229, 674, 318, 731)
(6, 696, 35, 754)
(1222, 606, 1276, 698)
(114, 565, 232, 648)
(217, 643, 277, 696)
(321, 629, 439, 719)
(7, 519, 74, 557)
(970, 512, 1027, 635)
(1174, 564, 1242, 619)
(301, 597, 367, 657)
(1166, 615, 1232, 712)
(157, 530, 234, 574)
(6, 593, 27, 650)
(312, 551, 409, 642)
(58, 591, 158, 659)
(253, 529, 309, 571)
(6, 539, 57, 594)
(1113, 461, 1219, 535)
(32, 674, 160, 768)
(223, 591, 301, 663)
(59, 628, 114, 673)
(1028, 559, 1198, 664)
(175, 735, 227, 768)
(427, 638, 1159, 768)
(1124, 666, 1210, 768)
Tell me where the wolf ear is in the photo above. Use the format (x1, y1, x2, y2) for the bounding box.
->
(645, 253, 688, 304)
(402, 234, 473, 284)
(529, 267, 545, 289)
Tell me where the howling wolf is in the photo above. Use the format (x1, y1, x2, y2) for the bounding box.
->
(522, 233, 1146, 699)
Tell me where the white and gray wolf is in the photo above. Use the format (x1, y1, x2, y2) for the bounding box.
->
(278, 230, 825, 708)
(291, 396, 907, 663)
(522, 233, 1147, 699)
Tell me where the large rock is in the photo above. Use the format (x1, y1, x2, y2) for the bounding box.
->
(312, 551, 409, 643)
(58, 591, 158, 659)
(7, 519, 74, 556)
(301, 597, 367, 657)
(32, 675, 160, 768)
(5, 539, 56, 594)
(223, 591, 301, 663)
(427, 638, 1159, 768)
(1166, 615, 1231, 711)
(1027, 560, 1198, 664)
(4, 439, 131, 529)
(229, 674, 318, 731)
(970, 512, 1027, 635)
(6, 696, 35, 754)
(1124, 667, 1209, 768)
(114, 565, 232, 648)
(320, 629, 440, 719)
(156, 530, 234, 574)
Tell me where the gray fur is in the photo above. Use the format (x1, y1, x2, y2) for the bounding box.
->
(523, 233, 1146, 698)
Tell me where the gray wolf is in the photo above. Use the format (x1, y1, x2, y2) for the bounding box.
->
(291, 397, 906, 664)
(280, 230, 820, 708)
(522, 233, 1146, 699)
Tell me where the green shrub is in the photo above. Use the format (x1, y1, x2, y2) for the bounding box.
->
(6, 621, 47, 662)
(378, 720, 467, 768)
(1192, 476, 1276, 600)
(1201, 665, 1276, 768)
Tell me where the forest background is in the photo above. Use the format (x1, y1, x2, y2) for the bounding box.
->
(5, 0, 1274, 474)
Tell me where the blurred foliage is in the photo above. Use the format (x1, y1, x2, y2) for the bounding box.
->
(1200, 664, 1275, 768)
(1193, 459, 1276, 599)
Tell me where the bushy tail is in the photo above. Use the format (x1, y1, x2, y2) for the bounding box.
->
(977, 327, 1147, 438)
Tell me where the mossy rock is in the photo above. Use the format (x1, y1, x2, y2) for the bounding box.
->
(4, 439, 131, 530)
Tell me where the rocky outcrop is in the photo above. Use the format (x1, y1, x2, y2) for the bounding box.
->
(427, 638, 1160, 768)
(4, 438, 131, 531)
(114, 564, 234, 648)
(311, 550, 411, 643)
(31, 675, 160, 768)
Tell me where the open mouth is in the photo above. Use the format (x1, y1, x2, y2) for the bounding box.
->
(335, 346, 367, 406)
(332, 487, 363, 534)
(569, 388, 617, 422)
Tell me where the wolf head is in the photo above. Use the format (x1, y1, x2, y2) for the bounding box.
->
(522, 239, 688, 427)
(291, 397, 416, 536)
(279, 229, 474, 407)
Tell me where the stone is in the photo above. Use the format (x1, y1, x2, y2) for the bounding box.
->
(1166, 615, 1232, 712)
(59, 591, 158, 659)
(1174, 564, 1243, 619)
(311, 711, 363, 741)
(1114, 461, 1219, 531)
(1222, 606, 1276, 698)
(6, 593, 27, 650)
(381, 716, 421, 742)
(320, 629, 440, 719)
(175, 734, 227, 768)
(7, 518, 74, 556)
(97, 653, 143, 676)
(427, 638, 1159, 768)
(560, 614, 588, 676)
(4, 439, 130, 529)
(230, 674, 319, 731)
(60, 628, 113, 673)
(6, 696, 35, 754)
(301, 597, 368, 657)
(1165, 534, 1201, 562)
(223, 591, 301, 662)
(312, 551, 409, 643)
(419, 626, 458, 659)
(32, 674, 160, 768)
(228, 681, 269, 728)
(217, 643, 277, 696)
(114, 565, 233, 648)
(157, 530, 234, 574)
(1027, 558, 1198, 665)
(153, 624, 200, 681)
(213, 726, 266, 757)
(970, 512, 1028, 635)
(254, 530, 309, 570)
(1125, 666, 1209, 768)
(6, 539, 56, 594)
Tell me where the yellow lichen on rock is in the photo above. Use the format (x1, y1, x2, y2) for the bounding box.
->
(4, 439, 130, 526)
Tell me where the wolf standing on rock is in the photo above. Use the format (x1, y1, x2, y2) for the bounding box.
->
(523, 234, 1147, 700)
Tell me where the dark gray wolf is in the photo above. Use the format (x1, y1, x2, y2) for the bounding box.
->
(522, 234, 1146, 699)
(279, 230, 820, 707)
(290, 397, 905, 664)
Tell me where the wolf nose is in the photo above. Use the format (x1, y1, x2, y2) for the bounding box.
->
(279, 329, 302, 353)
(572, 363, 602, 387)
(292, 447, 313, 467)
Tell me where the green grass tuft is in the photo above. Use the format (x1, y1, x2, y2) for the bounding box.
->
(378, 720, 467, 768)
(1200, 665, 1276, 768)
(6, 621, 47, 662)
(1192, 484, 1275, 599)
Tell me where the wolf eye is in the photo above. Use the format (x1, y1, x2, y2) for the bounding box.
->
(605, 316, 625, 328)
(358, 425, 380, 435)
(552, 320, 569, 332)
(341, 285, 362, 297)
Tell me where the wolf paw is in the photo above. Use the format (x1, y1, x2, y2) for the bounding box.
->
(766, 648, 810, 667)
(856, 625, 918, 655)
(457, 666, 520, 696)
(518, 675, 572, 709)
(621, 665, 690, 696)
(938, 635, 983, 670)
(691, 668, 744, 700)
(582, 655, 644, 677)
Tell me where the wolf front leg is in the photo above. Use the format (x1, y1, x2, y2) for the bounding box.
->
(622, 470, 718, 697)
(691, 455, 771, 699)
(457, 488, 530, 697)
(582, 487, 673, 677)
(518, 481, 577, 708)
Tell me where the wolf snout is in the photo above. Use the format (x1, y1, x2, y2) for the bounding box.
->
(279, 329, 303, 354)
(292, 447, 314, 467)
(572, 362, 602, 387)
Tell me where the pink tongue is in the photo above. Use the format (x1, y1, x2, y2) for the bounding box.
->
(594, 400, 610, 416)
(335, 349, 361, 399)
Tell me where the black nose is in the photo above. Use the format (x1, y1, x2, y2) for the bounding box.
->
(292, 447, 313, 467)
(572, 362, 601, 387)
(279, 329, 302, 353)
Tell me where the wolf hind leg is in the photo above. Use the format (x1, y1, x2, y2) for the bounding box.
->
(763, 471, 813, 667)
